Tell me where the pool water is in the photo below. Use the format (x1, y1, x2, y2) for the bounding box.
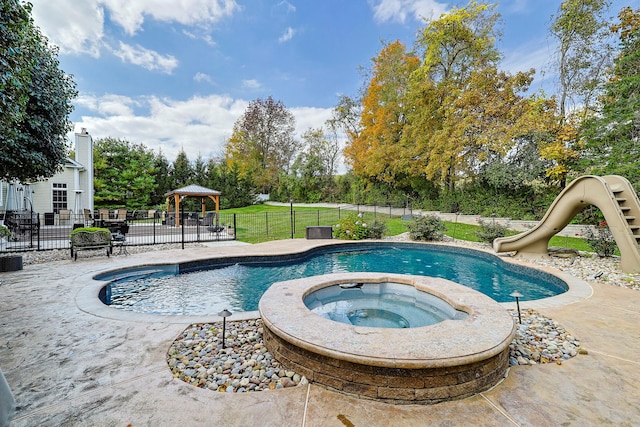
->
(101, 244, 567, 315)
(303, 282, 469, 328)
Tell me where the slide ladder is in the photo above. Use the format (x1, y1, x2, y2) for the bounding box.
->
(493, 175, 640, 273)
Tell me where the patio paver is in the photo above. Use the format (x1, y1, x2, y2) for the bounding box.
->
(0, 240, 638, 426)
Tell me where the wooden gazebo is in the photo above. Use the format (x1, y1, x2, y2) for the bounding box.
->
(164, 185, 221, 227)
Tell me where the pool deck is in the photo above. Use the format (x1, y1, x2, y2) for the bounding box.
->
(1, 239, 639, 426)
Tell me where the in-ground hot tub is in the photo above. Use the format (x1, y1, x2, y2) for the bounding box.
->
(304, 281, 469, 328)
(259, 272, 516, 404)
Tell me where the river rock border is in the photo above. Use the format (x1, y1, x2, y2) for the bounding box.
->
(167, 310, 582, 394)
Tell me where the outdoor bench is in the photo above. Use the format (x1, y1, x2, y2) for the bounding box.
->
(70, 229, 112, 260)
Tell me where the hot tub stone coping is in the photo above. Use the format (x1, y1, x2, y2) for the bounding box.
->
(259, 272, 516, 369)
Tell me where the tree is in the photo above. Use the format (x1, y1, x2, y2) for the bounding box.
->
(403, 2, 551, 191)
(550, 0, 613, 120)
(344, 40, 420, 188)
(193, 153, 207, 184)
(0, 0, 77, 182)
(327, 94, 362, 149)
(171, 149, 193, 187)
(288, 127, 340, 202)
(205, 159, 256, 208)
(93, 138, 157, 208)
(581, 7, 640, 188)
(225, 96, 299, 194)
(150, 149, 173, 206)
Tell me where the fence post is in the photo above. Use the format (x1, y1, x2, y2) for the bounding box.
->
(290, 200, 294, 239)
(233, 214, 237, 240)
(181, 203, 185, 250)
(265, 211, 269, 236)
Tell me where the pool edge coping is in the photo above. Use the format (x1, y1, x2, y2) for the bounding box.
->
(74, 239, 593, 323)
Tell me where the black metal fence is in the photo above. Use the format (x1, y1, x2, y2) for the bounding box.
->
(0, 210, 236, 253)
(0, 205, 407, 254)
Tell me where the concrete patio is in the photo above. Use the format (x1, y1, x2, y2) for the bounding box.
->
(0, 239, 639, 426)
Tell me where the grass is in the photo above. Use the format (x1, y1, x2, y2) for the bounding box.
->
(220, 204, 600, 252)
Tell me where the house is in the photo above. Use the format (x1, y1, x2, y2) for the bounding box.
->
(0, 129, 94, 224)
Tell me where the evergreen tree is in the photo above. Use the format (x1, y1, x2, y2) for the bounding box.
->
(582, 7, 640, 188)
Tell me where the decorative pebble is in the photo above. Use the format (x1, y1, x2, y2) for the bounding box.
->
(507, 309, 582, 366)
(167, 319, 307, 393)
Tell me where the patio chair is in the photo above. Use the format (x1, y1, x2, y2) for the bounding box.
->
(115, 209, 127, 220)
(58, 209, 71, 225)
(98, 209, 110, 220)
(201, 211, 216, 226)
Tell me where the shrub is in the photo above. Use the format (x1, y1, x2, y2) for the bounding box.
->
(407, 215, 445, 241)
(333, 213, 384, 240)
(0, 225, 11, 239)
(476, 220, 508, 243)
(69, 227, 111, 238)
(333, 213, 368, 240)
(367, 218, 386, 239)
(583, 222, 617, 257)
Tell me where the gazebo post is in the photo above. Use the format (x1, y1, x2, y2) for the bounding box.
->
(174, 193, 181, 227)
(164, 185, 222, 228)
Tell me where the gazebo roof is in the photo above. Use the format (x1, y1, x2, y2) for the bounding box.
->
(164, 185, 221, 197)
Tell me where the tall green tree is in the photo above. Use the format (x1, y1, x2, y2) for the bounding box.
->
(171, 149, 193, 187)
(288, 127, 340, 202)
(205, 159, 255, 208)
(93, 138, 157, 208)
(225, 96, 299, 194)
(150, 149, 173, 206)
(0, 0, 77, 182)
(193, 153, 207, 184)
(581, 6, 640, 188)
(550, 0, 613, 120)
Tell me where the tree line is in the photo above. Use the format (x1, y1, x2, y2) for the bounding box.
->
(335, 1, 639, 219)
(92, 1, 639, 219)
(4, 0, 637, 221)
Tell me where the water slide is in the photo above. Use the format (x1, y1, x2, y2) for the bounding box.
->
(493, 175, 640, 273)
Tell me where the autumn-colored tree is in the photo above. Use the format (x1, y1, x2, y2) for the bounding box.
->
(539, 116, 580, 184)
(403, 2, 554, 191)
(225, 96, 299, 194)
(344, 40, 419, 187)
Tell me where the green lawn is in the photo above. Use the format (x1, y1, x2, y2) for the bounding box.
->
(221, 204, 598, 252)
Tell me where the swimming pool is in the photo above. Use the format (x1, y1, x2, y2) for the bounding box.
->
(96, 242, 568, 315)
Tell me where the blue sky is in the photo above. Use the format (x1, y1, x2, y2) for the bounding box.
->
(30, 0, 639, 166)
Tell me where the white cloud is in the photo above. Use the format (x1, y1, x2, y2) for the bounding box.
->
(110, 42, 179, 74)
(183, 30, 217, 47)
(371, 0, 448, 24)
(278, 27, 296, 43)
(71, 94, 334, 163)
(242, 79, 262, 89)
(30, 0, 238, 55)
(31, 0, 105, 56)
(275, 1, 296, 14)
(101, 0, 241, 36)
(194, 72, 215, 84)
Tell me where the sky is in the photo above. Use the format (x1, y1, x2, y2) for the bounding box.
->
(29, 0, 640, 167)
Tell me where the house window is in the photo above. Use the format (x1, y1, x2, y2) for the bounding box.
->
(52, 183, 68, 213)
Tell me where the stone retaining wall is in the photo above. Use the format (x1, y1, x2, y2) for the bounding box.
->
(263, 326, 510, 405)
